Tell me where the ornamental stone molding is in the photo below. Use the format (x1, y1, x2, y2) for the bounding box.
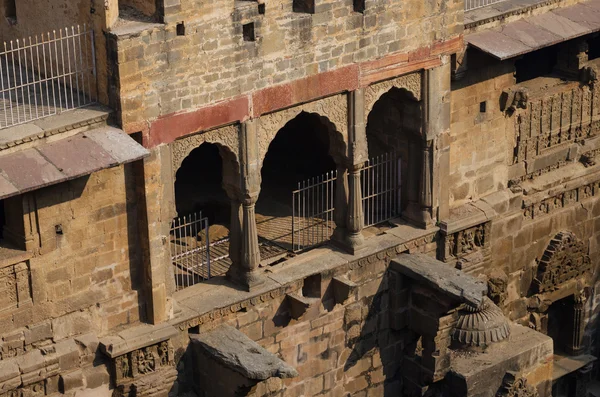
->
(496, 371, 539, 397)
(533, 231, 592, 294)
(257, 94, 348, 166)
(171, 124, 240, 176)
(452, 297, 510, 347)
(364, 72, 422, 116)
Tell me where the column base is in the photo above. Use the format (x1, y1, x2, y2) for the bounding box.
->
(226, 266, 265, 292)
(403, 203, 435, 229)
(331, 227, 366, 255)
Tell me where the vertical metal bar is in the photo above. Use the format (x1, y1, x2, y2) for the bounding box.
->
(29, 36, 39, 120)
(0, 45, 7, 127)
(66, 27, 75, 109)
(205, 216, 211, 280)
(75, 25, 83, 107)
(5, 42, 14, 126)
(53, 30, 62, 114)
(89, 27, 97, 101)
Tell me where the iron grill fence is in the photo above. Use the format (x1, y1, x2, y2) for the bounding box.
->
(361, 152, 401, 228)
(291, 152, 401, 252)
(292, 170, 337, 252)
(0, 24, 96, 129)
(464, 0, 507, 11)
(170, 212, 211, 291)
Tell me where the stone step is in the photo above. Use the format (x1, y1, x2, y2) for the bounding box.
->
(0, 104, 113, 155)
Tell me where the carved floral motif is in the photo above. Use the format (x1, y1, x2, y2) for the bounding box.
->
(523, 180, 600, 222)
(497, 372, 539, 397)
(533, 231, 592, 293)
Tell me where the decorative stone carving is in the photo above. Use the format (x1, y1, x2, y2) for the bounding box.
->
(533, 231, 592, 293)
(442, 222, 489, 261)
(523, 180, 600, 222)
(114, 341, 173, 384)
(0, 261, 32, 312)
(487, 270, 508, 307)
(496, 372, 539, 397)
(171, 124, 240, 176)
(257, 95, 348, 165)
(364, 72, 422, 115)
(452, 297, 510, 347)
(500, 87, 529, 113)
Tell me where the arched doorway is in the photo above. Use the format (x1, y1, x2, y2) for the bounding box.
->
(365, 87, 422, 223)
(171, 142, 235, 288)
(256, 112, 338, 252)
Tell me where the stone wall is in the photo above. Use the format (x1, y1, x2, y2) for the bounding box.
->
(0, 165, 144, 343)
(111, 0, 463, 133)
(449, 53, 515, 208)
(145, 235, 438, 397)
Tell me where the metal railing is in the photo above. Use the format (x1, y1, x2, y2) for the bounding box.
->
(170, 212, 211, 291)
(0, 24, 96, 129)
(292, 170, 337, 252)
(361, 152, 401, 228)
(291, 152, 401, 252)
(465, 0, 507, 11)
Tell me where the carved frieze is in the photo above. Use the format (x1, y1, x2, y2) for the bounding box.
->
(0, 261, 32, 313)
(523, 180, 600, 222)
(441, 223, 489, 262)
(364, 72, 422, 115)
(533, 231, 592, 294)
(114, 341, 174, 384)
(0, 381, 45, 397)
(511, 84, 600, 174)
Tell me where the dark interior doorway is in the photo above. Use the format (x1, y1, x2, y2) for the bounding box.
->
(256, 112, 337, 251)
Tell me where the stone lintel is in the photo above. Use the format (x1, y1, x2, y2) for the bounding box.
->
(99, 323, 178, 358)
(440, 202, 491, 235)
(390, 254, 487, 307)
(190, 325, 298, 380)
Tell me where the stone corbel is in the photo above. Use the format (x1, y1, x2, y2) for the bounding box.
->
(331, 276, 357, 304)
(500, 87, 529, 114)
(286, 294, 319, 320)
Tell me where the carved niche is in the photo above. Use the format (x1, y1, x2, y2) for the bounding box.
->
(533, 231, 592, 294)
(113, 341, 174, 384)
(496, 372, 539, 397)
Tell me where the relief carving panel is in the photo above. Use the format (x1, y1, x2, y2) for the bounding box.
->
(364, 72, 422, 115)
(171, 124, 240, 175)
(0, 261, 32, 313)
(257, 94, 348, 165)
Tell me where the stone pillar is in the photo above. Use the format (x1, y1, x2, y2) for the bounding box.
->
(570, 292, 587, 355)
(417, 61, 451, 227)
(223, 185, 242, 271)
(331, 164, 348, 244)
(344, 89, 368, 253)
(226, 120, 264, 291)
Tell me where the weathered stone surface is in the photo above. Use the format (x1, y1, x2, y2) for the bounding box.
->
(190, 325, 298, 380)
(390, 254, 487, 307)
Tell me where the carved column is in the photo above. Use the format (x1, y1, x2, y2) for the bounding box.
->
(344, 89, 368, 252)
(226, 120, 264, 291)
(331, 164, 348, 244)
(570, 292, 587, 355)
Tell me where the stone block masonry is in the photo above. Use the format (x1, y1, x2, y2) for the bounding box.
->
(110, 0, 464, 142)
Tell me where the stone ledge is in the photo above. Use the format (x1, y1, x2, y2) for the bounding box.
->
(190, 324, 298, 380)
(390, 253, 487, 307)
(99, 323, 178, 358)
(169, 221, 437, 331)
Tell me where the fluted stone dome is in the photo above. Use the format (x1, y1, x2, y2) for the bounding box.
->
(452, 297, 510, 347)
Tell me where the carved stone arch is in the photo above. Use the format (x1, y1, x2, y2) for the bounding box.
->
(257, 94, 348, 167)
(171, 124, 240, 180)
(533, 231, 592, 294)
(364, 71, 422, 116)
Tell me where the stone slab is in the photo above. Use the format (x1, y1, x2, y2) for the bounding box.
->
(99, 323, 178, 358)
(553, 354, 596, 380)
(390, 254, 487, 307)
(190, 324, 298, 380)
(447, 325, 553, 396)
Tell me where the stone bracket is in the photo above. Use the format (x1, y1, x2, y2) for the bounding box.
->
(286, 293, 319, 320)
(331, 276, 357, 304)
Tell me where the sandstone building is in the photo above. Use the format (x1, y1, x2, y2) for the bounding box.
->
(0, 0, 599, 395)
